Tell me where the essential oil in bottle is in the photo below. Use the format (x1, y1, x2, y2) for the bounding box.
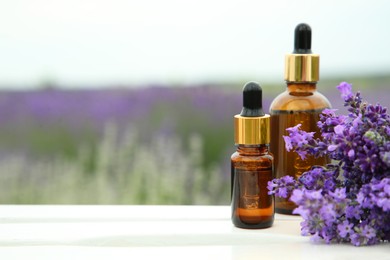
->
(269, 23, 331, 215)
(231, 82, 274, 229)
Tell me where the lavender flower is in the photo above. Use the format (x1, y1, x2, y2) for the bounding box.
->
(283, 125, 316, 160)
(337, 220, 353, 238)
(337, 82, 353, 102)
(267, 175, 297, 198)
(268, 82, 390, 246)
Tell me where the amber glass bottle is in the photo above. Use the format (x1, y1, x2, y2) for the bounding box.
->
(269, 23, 331, 215)
(231, 82, 274, 229)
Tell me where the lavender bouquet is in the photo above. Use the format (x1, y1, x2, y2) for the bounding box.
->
(268, 82, 390, 246)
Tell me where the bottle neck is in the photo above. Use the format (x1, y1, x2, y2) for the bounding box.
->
(286, 82, 317, 96)
(236, 144, 269, 155)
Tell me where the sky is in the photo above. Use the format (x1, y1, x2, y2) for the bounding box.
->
(0, 0, 389, 88)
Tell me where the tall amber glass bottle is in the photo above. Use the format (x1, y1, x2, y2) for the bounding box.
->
(269, 23, 331, 215)
(231, 82, 274, 229)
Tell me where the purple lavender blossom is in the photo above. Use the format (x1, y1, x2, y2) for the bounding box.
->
(337, 82, 353, 101)
(268, 82, 390, 246)
(329, 187, 347, 201)
(337, 220, 353, 238)
(345, 205, 363, 219)
(267, 175, 297, 198)
(283, 124, 316, 159)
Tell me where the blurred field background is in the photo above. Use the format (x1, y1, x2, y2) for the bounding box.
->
(0, 1, 389, 204)
(0, 76, 388, 204)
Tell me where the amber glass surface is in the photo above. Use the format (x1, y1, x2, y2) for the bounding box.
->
(269, 83, 331, 215)
(231, 145, 274, 229)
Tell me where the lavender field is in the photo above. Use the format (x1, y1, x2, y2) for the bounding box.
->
(0, 79, 388, 204)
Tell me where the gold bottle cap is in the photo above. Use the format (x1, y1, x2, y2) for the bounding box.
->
(234, 114, 270, 145)
(234, 82, 270, 145)
(285, 23, 319, 83)
(285, 54, 319, 82)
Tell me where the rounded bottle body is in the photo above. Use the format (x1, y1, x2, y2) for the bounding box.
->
(231, 145, 274, 228)
(269, 83, 331, 214)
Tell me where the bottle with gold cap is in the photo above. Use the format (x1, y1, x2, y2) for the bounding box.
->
(231, 82, 274, 229)
(269, 23, 331, 215)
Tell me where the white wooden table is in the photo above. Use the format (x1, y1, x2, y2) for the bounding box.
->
(0, 206, 388, 259)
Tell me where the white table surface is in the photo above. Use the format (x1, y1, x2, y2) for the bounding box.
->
(0, 205, 388, 259)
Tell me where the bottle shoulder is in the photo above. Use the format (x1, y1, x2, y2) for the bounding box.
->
(231, 153, 274, 171)
(269, 90, 331, 112)
(231, 151, 273, 164)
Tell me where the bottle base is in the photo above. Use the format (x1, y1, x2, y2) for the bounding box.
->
(275, 200, 297, 215)
(275, 208, 295, 215)
(232, 219, 274, 229)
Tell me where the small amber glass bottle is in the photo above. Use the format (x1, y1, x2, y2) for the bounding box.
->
(231, 82, 274, 229)
(269, 23, 331, 215)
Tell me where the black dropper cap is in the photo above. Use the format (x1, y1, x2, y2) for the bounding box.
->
(240, 82, 265, 117)
(285, 23, 319, 82)
(293, 23, 312, 54)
